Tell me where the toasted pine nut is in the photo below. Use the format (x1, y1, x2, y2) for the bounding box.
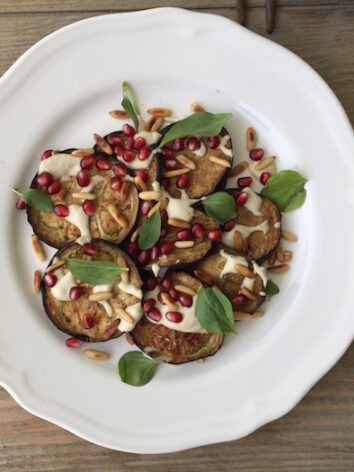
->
(159, 197, 169, 211)
(147, 202, 160, 217)
(138, 191, 161, 201)
(176, 154, 196, 169)
(193, 268, 213, 286)
(125, 332, 134, 345)
(229, 161, 249, 177)
(134, 175, 147, 192)
(117, 255, 129, 284)
(196, 358, 204, 365)
(268, 251, 277, 267)
(72, 192, 96, 200)
(235, 264, 255, 279)
(283, 250, 293, 262)
(253, 310, 264, 318)
(102, 319, 120, 340)
(107, 204, 128, 228)
(234, 311, 253, 320)
(174, 240, 194, 248)
(242, 237, 249, 254)
(109, 110, 130, 119)
(255, 156, 276, 171)
(46, 259, 65, 273)
(276, 245, 284, 262)
(281, 230, 298, 242)
(268, 263, 290, 273)
(160, 292, 178, 308)
(167, 218, 191, 229)
(234, 231, 243, 252)
(89, 292, 113, 302)
(114, 305, 134, 324)
(151, 117, 164, 131)
(147, 107, 172, 117)
(93, 133, 113, 155)
(84, 349, 109, 361)
(174, 285, 196, 296)
(246, 127, 256, 151)
(120, 182, 130, 203)
(31, 234, 46, 262)
(79, 283, 92, 289)
(33, 270, 41, 293)
(71, 148, 94, 157)
(190, 102, 204, 112)
(240, 287, 258, 301)
(144, 116, 156, 131)
(208, 155, 231, 168)
(130, 227, 140, 243)
(163, 168, 191, 178)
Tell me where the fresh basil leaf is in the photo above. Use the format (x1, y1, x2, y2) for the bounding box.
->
(203, 192, 236, 224)
(158, 112, 232, 148)
(11, 187, 53, 212)
(121, 82, 140, 130)
(260, 170, 307, 212)
(118, 351, 158, 387)
(66, 258, 128, 285)
(265, 280, 279, 300)
(138, 210, 161, 250)
(196, 287, 237, 334)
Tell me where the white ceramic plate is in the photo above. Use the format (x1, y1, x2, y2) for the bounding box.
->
(0, 8, 353, 453)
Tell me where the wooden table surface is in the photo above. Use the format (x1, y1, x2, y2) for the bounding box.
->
(0, 1, 353, 470)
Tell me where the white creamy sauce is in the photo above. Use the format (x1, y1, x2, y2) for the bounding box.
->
(219, 250, 248, 278)
(39, 153, 81, 182)
(92, 282, 115, 317)
(118, 281, 143, 299)
(252, 261, 268, 287)
(151, 263, 160, 277)
(274, 222, 281, 229)
(260, 291, 266, 296)
(135, 130, 161, 146)
(81, 175, 104, 193)
(152, 181, 197, 222)
(243, 187, 263, 216)
(218, 135, 233, 158)
(241, 277, 255, 291)
(65, 205, 91, 245)
(221, 220, 270, 247)
(51, 267, 77, 301)
(248, 160, 276, 180)
(192, 141, 206, 157)
(119, 303, 143, 332)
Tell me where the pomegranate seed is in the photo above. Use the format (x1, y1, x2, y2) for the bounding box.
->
(223, 219, 235, 231)
(161, 178, 169, 189)
(76, 170, 90, 187)
(166, 311, 183, 323)
(178, 293, 193, 307)
(177, 229, 192, 240)
(145, 275, 157, 291)
(161, 146, 172, 158)
(47, 180, 62, 195)
(161, 210, 168, 224)
(168, 287, 179, 301)
(192, 223, 204, 238)
(186, 136, 200, 151)
(160, 241, 173, 255)
(143, 299, 155, 313)
(65, 337, 81, 348)
(150, 245, 160, 261)
(164, 159, 178, 169)
(41, 149, 53, 161)
(148, 308, 161, 322)
(127, 242, 138, 256)
(44, 273, 57, 287)
(114, 144, 125, 157)
(123, 150, 135, 162)
(107, 134, 123, 146)
(37, 172, 53, 187)
(138, 250, 150, 265)
(171, 139, 184, 151)
(260, 172, 271, 185)
(134, 137, 146, 150)
(54, 204, 69, 217)
(69, 286, 82, 300)
(113, 162, 127, 178)
(158, 291, 166, 305)
(208, 229, 222, 240)
(82, 314, 94, 329)
(110, 176, 122, 191)
(123, 124, 136, 137)
(82, 200, 94, 216)
(124, 136, 134, 151)
(236, 192, 248, 206)
(80, 155, 94, 169)
(96, 159, 111, 170)
(160, 278, 171, 290)
(233, 294, 248, 305)
(138, 147, 151, 161)
(141, 201, 153, 215)
(16, 198, 26, 210)
(134, 169, 148, 182)
(207, 136, 220, 149)
(237, 176, 253, 188)
(82, 243, 97, 256)
(177, 174, 189, 189)
(249, 148, 264, 161)
(160, 226, 168, 238)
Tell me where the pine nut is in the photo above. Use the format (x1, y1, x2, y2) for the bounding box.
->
(84, 349, 109, 361)
(268, 251, 277, 267)
(46, 259, 66, 273)
(234, 231, 243, 252)
(176, 154, 196, 169)
(33, 270, 41, 293)
(120, 182, 130, 203)
(102, 319, 120, 340)
(134, 175, 147, 192)
(208, 155, 231, 168)
(109, 110, 129, 119)
(268, 263, 290, 273)
(167, 218, 191, 229)
(255, 156, 276, 171)
(89, 292, 113, 302)
(163, 168, 191, 178)
(196, 358, 204, 365)
(138, 191, 161, 201)
(281, 230, 298, 242)
(117, 255, 129, 284)
(130, 227, 140, 243)
(31, 234, 46, 262)
(174, 285, 196, 296)
(240, 287, 258, 301)
(147, 202, 160, 217)
(151, 117, 164, 131)
(144, 116, 156, 131)
(229, 161, 249, 177)
(125, 332, 134, 345)
(283, 250, 293, 262)
(160, 292, 178, 308)
(246, 127, 256, 151)
(174, 240, 194, 248)
(114, 305, 134, 324)
(242, 237, 249, 254)
(190, 102, 204, 112)
(253, 310, 264, 318)
(193, 268, 213, 286)
(147, 107, 172, 117)
(71, 148, 95, 157)
(107, 204, 128, 228)
(159, 197, 169, 211)
(235, 264, 255, 279)
(93, 133, 113, 155)
(234, 311, 253, 320)
(276, 245, 285, 262)
(72, 192, 96, 200)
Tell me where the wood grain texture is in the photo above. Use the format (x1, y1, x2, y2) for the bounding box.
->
(0, 1, 353, 470)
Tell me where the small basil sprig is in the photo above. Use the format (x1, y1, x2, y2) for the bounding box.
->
(203, 192, 236, 224)
(138, 209, 161, 250)
(66, 258, 128, 285)
(158, 112, 232, 149)
(260, 170, 307, 212)
(265, 280, 279, 300)
(118, 351, 158, 387)
(196, 287, 237, 334)
(11, 187, 53, 212)
(121, 82, 140, 130)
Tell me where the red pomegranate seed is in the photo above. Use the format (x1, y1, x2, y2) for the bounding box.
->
(107, 134, 123, 146)
(43, 273, 57, 287)
(76, 170, 90, 187)
(249, 148, 264, 161)
(65, 337, 81, 348)
(186, 136, 200, 151)
(134, 169, 148, 182)
(161, 178, 169, 189)
(177, 229, 192, 240)
(82, 314, 94, 329)
(160, 241, 173, 255)
(237, 192, 248, 206)
(138, 147, 151, 161)
(54, 204, 69, 217)
(127, 242, 138, 257)
(37, 172, 53, 187)
(177, 174, 189, 189)
(161, 146, 172, 158)
(166, 311, 183, 323)
(172, 139, 184, 151)
(114, 144, 125, 157)
(110, 176, 122, 191)
(143, 299, 155, 313)
(16, 198, 26, 210)
(161, 210, 168, 224)
(260, 172, 271, 185)
(223, 219, 235, 231)
(82, 200, 94, 216)
(134, 137, 146, 150)
(164, 159, 178, 169)
(178, 293, 193, 307)
(208, 229, 222, 240)
(141, 201, 153, 215)
(47, 180, 62, 195)
(123, 150, 136, 162)
(41, 149, 53, 161)
(138, 250, 150, 265)
(145, 275, 157, 291)
(82, 243, 97, 256)
(233, 294, 248, 305)
(123, 124, 136, 137)
(237, 176, 253, 188)
(96, 159, 111, 170)
(113, 162, 127, 178)
(160, 278, 171, 290)
(168, 287, 179, 301)
(80, 155, 94, 169)
(207, 136, 220, 149)
(160, 226, 168, 238)
(150, 245, 160, 261)
(192, 223, 204, 238)
(69, 286, 82, 300)
(124, 136, 134, 151)
(148, 308, 161, 322)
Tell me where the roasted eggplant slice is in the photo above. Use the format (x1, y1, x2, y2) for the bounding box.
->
(157, 127, 233, 198)
(131, 272, 224, 364)
(195, 250, 266, 315)
(28, 151, 139, 248)
(42, 240, 143, 342)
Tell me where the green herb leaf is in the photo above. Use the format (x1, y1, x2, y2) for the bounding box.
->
(121, 82, 140, 130)
(196, 287, 237, 334)
(11, 187, 53, 212)
(138, 209, 161, 250)
(260, 170, 307, 212)
(265, 280, 280, 300)
(118, 351, 158, 387)
(203, 192, 236, 224)
(158, 112, 232, 148)
(66, 258, 128, 285)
